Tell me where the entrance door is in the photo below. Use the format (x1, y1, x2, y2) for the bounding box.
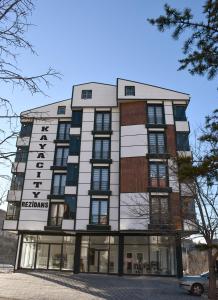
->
(98, 250, 108, 273)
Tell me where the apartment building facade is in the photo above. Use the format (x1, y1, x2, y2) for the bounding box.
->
(3, 79, 193, 276)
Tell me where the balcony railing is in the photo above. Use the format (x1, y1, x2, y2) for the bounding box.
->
(91, 215, 108, 225)
(48, 217, 63, 226)
(149, 145, 165, 155)
(93, 151, 110, 160)
(5, 214, 19, 220)
(92, 181, 109, 191)
(10, 183, 24, 190)
(52, 186, 65, 195)
(54, 158, 68, 167)
(150, 178, 167, 188)
(94, 124, 111, 132)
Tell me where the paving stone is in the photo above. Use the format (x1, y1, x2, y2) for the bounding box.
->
(0, 271, 199, 300)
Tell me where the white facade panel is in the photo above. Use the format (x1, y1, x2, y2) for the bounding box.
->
(79, 152, 92, 162)
(110, 172, 119, 184)
(18, 221, 46, 231)
(82, 121, 94, 132)
(77, 196, 90, 207)
(77, 184, 90, 196)
(22, 190, 49, 200)
(110, 196, 119, 208)
(110, 221, 118, 231)
(79, 162, 92, 173)
(70, 127, 81, 135)
(76, 207, 89, 220)
(62, 219, 74, 230)
(111, 152, 119, 161)
(121, 134, 147, 147)
(12, 162, 26, 173)
(82, 110, 94, 122)
(111, 184, 119, 196)
(72, 83, 117, 107)
(120, 219, 148, 230)
(175, 121, 189, 132)
(78, 173, 91, 184)
(67, 155, 79, 164)
(24, 170, 53, 180)
(16, 136, 30, 146)
(110, 162, 119, 173)
(23, 179, 51, 191)
(80, 141, 93, 151)
(121, 146, 147, 158)
(3, 220, 17, 230)
(29, 142, 55, 152)
(19, 209, 48, 221)
(65, 186, 77, 194)
(81, 131, 93, 141)
(109, 208, 118, 221)
(7, 190, 22, 201)
(75, 219, 87, 230)
(117, 79, 189, 100)
(121, 125, 147, 137)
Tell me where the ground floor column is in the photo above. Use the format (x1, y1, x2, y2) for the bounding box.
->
(118, 235, 124, 276)
(74, 234, 81, 274)
(175, 233, 183, 278)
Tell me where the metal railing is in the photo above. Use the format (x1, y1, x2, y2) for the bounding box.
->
(92, 181, 109, 191)
(52, 186, 65, 195)
(48, 217, 63, 226)
(93, 151, 110, 160)
(55, 157, 68, 167)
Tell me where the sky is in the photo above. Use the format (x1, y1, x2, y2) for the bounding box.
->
(0, 0, 217, 210)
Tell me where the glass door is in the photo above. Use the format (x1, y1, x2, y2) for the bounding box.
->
(49, 244, 62, 269)
(98, 250, 108, 273)
(36, 244, 49, 269)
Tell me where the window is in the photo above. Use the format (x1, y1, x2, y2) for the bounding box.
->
(66, 164, 79, 186)
(11, 173, 24, 190)
(15, 146, 29, 162)
(92, 167, 109, 191)
(55, 147, 69, 167)
(69, 135, 80, 155)
(52, 174, 66, 195)
(49, 203, 66, 226)
(148, 132, 165, 154)
(64, 196, 76, 219)
(94, 111, 111, 132)
(173, 105, 187, 121)
(176, 132, 190, 151)
(147, 105, 164, 125)
(149, 163, 167, 188)
(19, 123, 32, 137)
(81, 90, 92, 99)
(93, 138, 110, 160)
(90, 199, 108, 224)
(57, 122, 71, 140)
(150, 197, 169, 225)
(71, 110, 82, 127)
(125, 86, 135, 96)
(6, 202, 20, 220)
(57, 106, 66, 115)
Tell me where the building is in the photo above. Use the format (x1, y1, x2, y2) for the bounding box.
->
(3, 79, 193, 276)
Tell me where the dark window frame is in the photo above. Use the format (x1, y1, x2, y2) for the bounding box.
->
(91, 166, 110, 192)
(89, 199, 109, 225)
(173, 105, 187, 121)
(176, 132, 190, 151)
(81, 90, 92, 99)
(148, 131, 166, 154)
(52, 173, 67, 195)
(147, 105, 165, 125)
(19, 122, 33, 137)
(54, 146, 69, 167)
(15, 146, 29, 163)
(93, 137, 111, 160)
(149, 162, 169, 188)
(150, 196, 169, 225)
(125, 86, 135, 96)
(71, 110, 83, 128)
(94, 111, 111, 132)
(66, 163, 79, 186)
(6, 202, 20, 220)
(57, 106, 66, 115)
(57, 122, 71, 140)
(10, 173, 24, 190)
(48, 202, 66, 226)
(69, 135, 81, 155)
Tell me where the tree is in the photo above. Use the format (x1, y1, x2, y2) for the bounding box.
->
(148, 0, 218, 81)
(0, 0, 61, 197)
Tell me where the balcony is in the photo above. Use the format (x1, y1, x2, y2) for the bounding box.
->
(148, 178, 172, 193)
(92, 124, 112, 135)
(88, 181, 111, 196)
(50, 158, 68, 170)
(90, 151, 112, 164)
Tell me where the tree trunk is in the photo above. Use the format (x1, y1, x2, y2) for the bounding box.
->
(208, 249, 217, 300)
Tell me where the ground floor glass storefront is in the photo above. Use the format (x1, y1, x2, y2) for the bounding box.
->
(19, 234, 177, 275)
(20, 235, 75, 270)
(123, 236, 176, 275)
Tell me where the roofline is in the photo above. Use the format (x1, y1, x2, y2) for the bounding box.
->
(72, 81, 116, 88)
(21, 98, 71, 115)
(117, 78, 190, 97)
